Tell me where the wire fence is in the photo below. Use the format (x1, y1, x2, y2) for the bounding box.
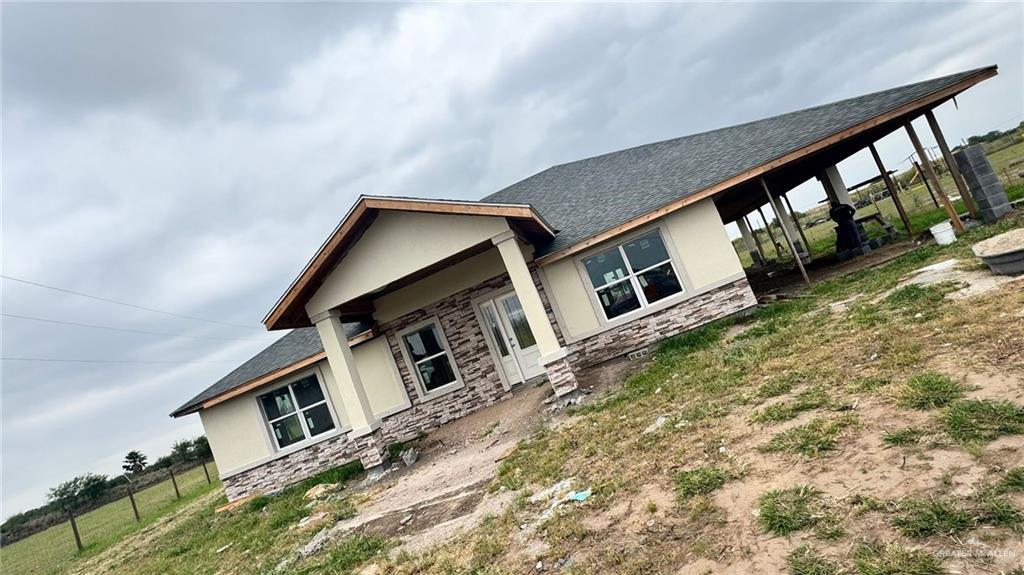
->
(2, 462, 220, 575)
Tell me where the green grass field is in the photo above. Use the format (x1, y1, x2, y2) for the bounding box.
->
(737, 139, 1024, 266)
(1, 463, 221, 575)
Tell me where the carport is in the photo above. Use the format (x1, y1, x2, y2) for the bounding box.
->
(709, 66, 997, 289)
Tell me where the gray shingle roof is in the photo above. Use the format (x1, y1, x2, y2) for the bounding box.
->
(484, 67, 992, 256)
(170, 322, 369, 416)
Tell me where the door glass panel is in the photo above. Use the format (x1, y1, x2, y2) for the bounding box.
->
(583, 247, 628, 287)
(622, 231, 671, 272)
(416, 355, 457, 391)
(637, 262, 683, 304)
(291, 375, 325, 408)
(596, 280, 642, 319)
(481, 305, 510, 357)
(501, 296, 537, 349)
(403, 325, 445, 361)
(271, 414, 305, 448)
(302, 404, 335, 436)
(259, 387, 295, 420)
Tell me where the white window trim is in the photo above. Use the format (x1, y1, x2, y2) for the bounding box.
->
(255, 367, 344, 452)
(397, 317, 465, 402)
(574, 223, 695, 328)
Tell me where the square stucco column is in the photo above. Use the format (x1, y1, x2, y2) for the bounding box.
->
(312, 310, 382, 437)
(735, 216, 764, 265)
(767, 193, 809, 262)
(493, 231, 578, 396)
(818, 165, 853, 207)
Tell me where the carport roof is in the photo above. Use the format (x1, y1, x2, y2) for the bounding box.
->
(486, 66, 997, 262)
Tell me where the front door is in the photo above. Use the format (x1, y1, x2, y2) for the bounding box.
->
(480, 293, 545, 384)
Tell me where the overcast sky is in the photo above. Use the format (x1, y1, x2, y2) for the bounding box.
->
(2, 2, 1021, 518)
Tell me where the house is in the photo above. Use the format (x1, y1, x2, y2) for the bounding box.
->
(171, 66, 996, 502)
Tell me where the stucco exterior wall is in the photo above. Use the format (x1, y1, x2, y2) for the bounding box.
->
(352, 336, 410, 417)
(305, 211, 510, 318)
(200, 397, 272, 474)
(540, 197, 744, 340)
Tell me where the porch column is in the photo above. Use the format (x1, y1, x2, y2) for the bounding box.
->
(492, 231, 578, 396)
(312, 310, 381, 437)
(736, 216, 764, 265)
(926, 110, 981, 220)
(768, 193, 809, 263)
(818, 165, 853, 207)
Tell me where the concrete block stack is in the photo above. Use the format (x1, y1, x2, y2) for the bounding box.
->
(954, 144, 1012, 224)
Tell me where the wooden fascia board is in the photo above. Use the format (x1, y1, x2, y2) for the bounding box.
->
(535, 67, 997, 265)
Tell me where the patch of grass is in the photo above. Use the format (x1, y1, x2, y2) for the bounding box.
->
(895, 372, 966, 410)
(293, 534, 393, 575)
(757, 375, 798, 399)
(758, 485, 834, 536)
(675, 466, 730, 502)
(890, 498, 972, 537)
(851, 541, 945, 575)
(848, 376, 891, 393)
(751, 386, 831, 423)
(660, 321, 728, 355)
(974, 487, 1023, 530)
(941, 399, 1024, 443)
(676, 400, 731, 424)
(761, 415, 858, 457)
(787, 545, 841, 575)
(1003, 467, 1024, 492)
(247, 495, 272, 512)
(850, 494, 885, 515)
(299, 460, 364, 490)
(884, 281, 960, 321)
(882, 427, 928, 447)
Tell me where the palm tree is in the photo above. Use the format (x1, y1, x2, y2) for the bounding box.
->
(122, 450, 148, 475)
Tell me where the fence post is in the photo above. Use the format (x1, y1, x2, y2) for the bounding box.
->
(169, 468, 181, 499)
(68, 510, 83, 552)
(202, 461, 212, 485)
(127, 483, 141, 522)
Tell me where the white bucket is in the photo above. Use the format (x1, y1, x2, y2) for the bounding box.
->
(930, 221, 956, 246)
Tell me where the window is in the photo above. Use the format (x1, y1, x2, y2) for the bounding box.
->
(258, 374, 336, 449)
(402, 321, 459, 393)
(582, 230, 683, 320)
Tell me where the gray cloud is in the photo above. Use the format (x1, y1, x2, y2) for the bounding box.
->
(2, 2, 1021, 517)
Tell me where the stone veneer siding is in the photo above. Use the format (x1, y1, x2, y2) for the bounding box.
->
(562, 278, 757, 373)
(223, 272, 517, 500)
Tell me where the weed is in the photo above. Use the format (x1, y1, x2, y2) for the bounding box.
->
(299, 460, 364, 491)
(758, 485, 834, 536)
(942, 399, 1024, 443)
(644, 500, 658, 514)
(675, 466, 730, 502)
(895, 373, 966, 410)
(974, 488, 1023, 530)
(882, 427, 927, 447)
(757, 376, 798, 399)
(884, 282, 960, 321)
(850, 494, 885, 515)
(890, 498, 972, 537)
(786, 545, 841, 575)
(660, 322, 727, 356)
(761, 415, 858, 457)
(851, 541, 945, 575)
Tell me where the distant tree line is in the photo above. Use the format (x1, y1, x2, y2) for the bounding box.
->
(967, 121, 1024, 146)
(0, 435, 212, 546)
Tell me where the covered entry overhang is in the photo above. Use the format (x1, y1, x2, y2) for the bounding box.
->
(263, 196, 557, 331)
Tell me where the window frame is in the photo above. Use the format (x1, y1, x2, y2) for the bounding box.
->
(576, 225, 690, 324)
(396, 317, 464, 401)
(255, 368, 342, 452)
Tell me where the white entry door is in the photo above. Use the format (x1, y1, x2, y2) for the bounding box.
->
(480, 293, 545, 385)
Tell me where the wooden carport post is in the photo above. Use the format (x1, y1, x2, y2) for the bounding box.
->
(926, 110, 980, 220)
(743, 214, 767, 262)
(868, 143, 912, 235)
(905, 121, 964, 232)
(761, 178, 810, 287)
(913, 160, 941, 208)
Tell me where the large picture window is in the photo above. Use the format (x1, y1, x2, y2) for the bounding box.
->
(582, 229, 684, 320)
(258, 374, 336, 449)
(401, 321, 460, 394)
